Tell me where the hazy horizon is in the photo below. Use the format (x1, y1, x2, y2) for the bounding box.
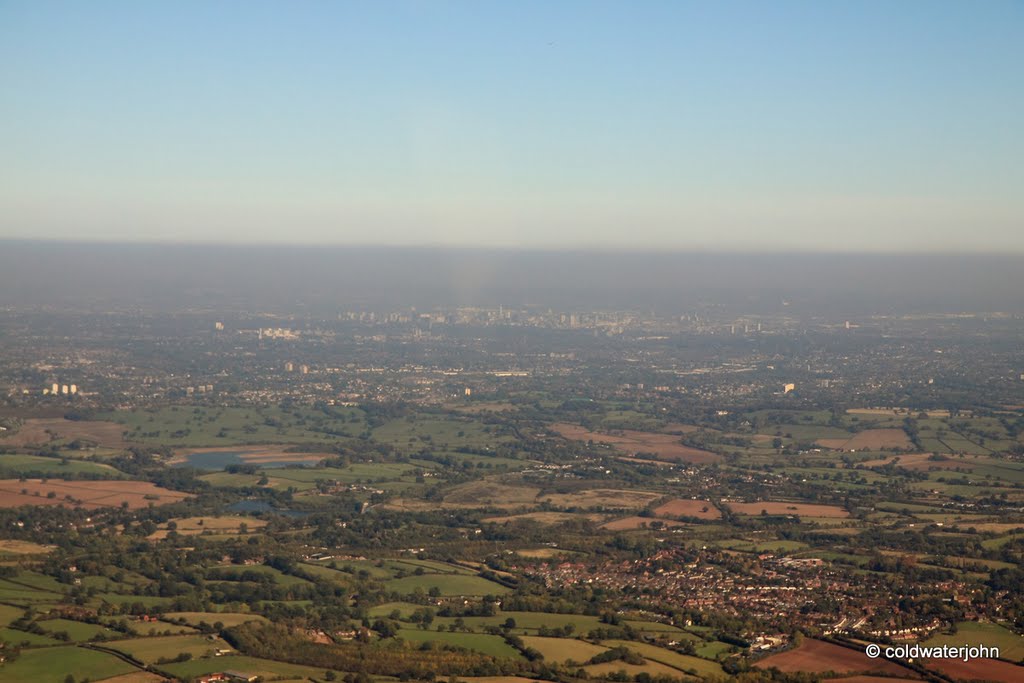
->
(2, 241, 1022, 315)
(2, 1, 1023, 251)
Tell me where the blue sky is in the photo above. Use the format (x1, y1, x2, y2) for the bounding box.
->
(1, 1, 1021, 250)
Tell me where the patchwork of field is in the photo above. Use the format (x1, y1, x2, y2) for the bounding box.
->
(862, 453, 1024, 485)
(0, 418, 128, 447)
(0, 479, 190, 509)
(726, 501, 849, 518)
(551, 423, 722, 463)
(754, 639, 918, 677)
(653, 499, 721, 520)
(817, 428, 914, 451)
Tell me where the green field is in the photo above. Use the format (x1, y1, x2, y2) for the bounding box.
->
(0, 645, 135, 683)
(39, 617, 118, 641)
(520, 636, 608, 663)
(924, 621, 1024, 663)
(0, 605, 23, 627)
(106, 634, 233, 663)
(160, 653, 341, 680)
(695, 640, 736, 659)
(208, 564, 312, 588)
(367, 606, 684, 638)
(102, 405, 366, 447)
(0, 453, 123, 477)
(0, 577, 64, 604)
(0, 627, 61, 645)
(602, 639, 726, 677)
(372, 415, 513, 452)
(385, 574, 511, 596)
(396, 627, 523, 658)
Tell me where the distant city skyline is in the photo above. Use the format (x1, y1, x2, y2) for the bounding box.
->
(1, 1, 1022, 251)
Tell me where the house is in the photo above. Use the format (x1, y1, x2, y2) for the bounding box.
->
(198, 673, 258, 683)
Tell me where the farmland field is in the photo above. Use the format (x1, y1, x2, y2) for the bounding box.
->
(727, 501, 849, 518)
(599, 516, 687, 530)
(39, 617, 118, 641)
(0, 453, 123, 477)
(754, 639, 917, 676)
(149, 515, 267, 539)
(653, 499, 721, 519)
(0, 479, 189, 509)
(160, 654, 341, 680)
(483, 512, 606, 525)
(923, 621, 1024, 663)
(396, 628, 522, 657)
(0, 418, 128, 447)
(385, 573, 510, 596)
(817, 429, 914, 451)
(583, 660, 691, 679)
(922, 656, 1024, 683)
(538, 488, 663, 510)
(0, 539, 55, 556)
(170, 445, 331, 468)
(552, 423, 721, 463)
(602, 640, 726, 677)
(105, 634, 234, 663)
(0, 645, 136, 682)
(519, 636, 608, 663)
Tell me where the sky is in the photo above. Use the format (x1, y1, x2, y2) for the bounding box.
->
(1, 1, 1022, 251)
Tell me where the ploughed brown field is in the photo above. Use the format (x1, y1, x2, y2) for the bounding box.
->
(922, 656, 1024, 683)
(653, 498, 721, 519)
(729, 501, 849, 518)
(0, 418, 127, 447)
(551, 423, 722, 463)
(831, 677, 921, 683)
(755, 639, 919, 677)
(817, 428, 914, 451)
(0, 479, 190, 509)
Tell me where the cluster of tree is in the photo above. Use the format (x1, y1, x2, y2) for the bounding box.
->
(225, 622, 529, 678)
